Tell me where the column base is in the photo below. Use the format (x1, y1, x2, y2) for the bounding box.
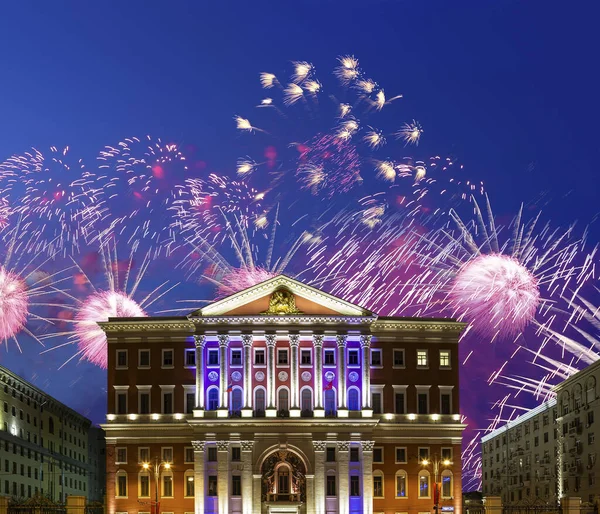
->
(290, 408, 301, 418)
(314, 408, 325, 418)
(241, 408, 253, 418)
(217, 408, 229, 418)
(361, 408, 373, 418)
(193, 409, 205, 418)
(266, 408, 278, 418)
(337, 408, 349, 418)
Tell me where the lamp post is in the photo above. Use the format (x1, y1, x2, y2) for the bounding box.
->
(421, 456, 452, 514)
(142, 458, 171, 514)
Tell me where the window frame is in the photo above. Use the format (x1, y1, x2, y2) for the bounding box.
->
(396, 469, 408, 498)
(115, 447, 127, 465)
(416, 386, 431, 415)
(184, 349, 196, 368)
(373, 471, 384, 498)
(300, 348, 312, 366)
(439, 349, 451, 369)
(184, 470, 195, 498)
(138, 349, 151, 369)
(160, 386, 175, 415)
(114, 386, 129, 415)
(350, 475, 360, 497)
(323, 349, 336, 367)
(253, 348, 266, 367)
(138, 447, 150, 464)
(161, 349, 174, 369)
(138, 471, 150, 498)
(184, 447, 194, 464)
(116, 350, 128, 370)
(347, 349, 360, 367)
(395, 447, 407, 464)
(441, 469, 453, 499)
(115, 470, 128, 499)
(137, 386, 151, 415)
(393, 348, 405, 369)
(230, 348, 242, 367)
(277, 348, 289, 366)
(370, 348, 383, 368)
(373, 446, 384, 464)
(418, 470, 431, 499)
(207, 348, 220, 367)
(416, 349, 429, 368)
(326, 474, 337, 497)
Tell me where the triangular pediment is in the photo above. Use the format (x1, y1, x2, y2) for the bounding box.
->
(190, 275, 373, 317)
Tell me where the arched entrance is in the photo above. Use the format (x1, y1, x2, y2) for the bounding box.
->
(261, 450, 306, 504)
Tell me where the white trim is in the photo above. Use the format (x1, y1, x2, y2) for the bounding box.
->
(138, 349, 151, 369)
(253, 385, 267, 412)
(116, 349, 128, 370)
(370, 348, 383, 368)
(323, 348, 336, 367)
(416, 386, 431, 415)
(277, 347, 290, 367)
(418, 469, 431, 499)
(299, 347, 313, 367)
(184, 348, 196, 369)
(161, 348, 174, 369)
(184, 469, 195, 498)
(276, 385, 291, 411)
(183, 385, 195, 414)
(441, 469, 453, 499)
(206, 385, 220, 410)
(347, 386, 361, 411)
(418, 446, 430, 462)
(439, 349, 451, 369)
(138, 447, 150, 463)
(416, 349, 429, 369)
(299, 386, 314, 411)
(230, 347, 243, 368)
(392, 385, 408, 414)
(439, 385, 454, 415)
(184, 446, 194, 464)
(206, 347, 220, 367)
(253, 347, 266, 367)
(115, 446, 127, 464)
(115, 469, 128, 499)
(138, 470, 151, 498)
(137, 387, 151, 415)
(373, 469, 385, 498)
(395, 446, 407, 464)
(347, 347, 360, 368)
(161, 446, 173, 463)
(393, 348, 406, 369)
(160, 469, 174, 498)
(395, 469, 408, 498)
(373, 446, 384, 464)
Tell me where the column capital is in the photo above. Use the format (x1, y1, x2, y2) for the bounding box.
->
(218, 334, 230, 348)
(361, 440, 375, 452)
(265, 334, 277, 347)
(359, 334, 372, 349)
(192, 440, 206, 452)
(313, 440, 327, 452)
(312, 334, 324, 348)
(337, 441, 350, 452)
(336, 334, 348, 348)
(216, 440, 230, 452)
(240, 440, 254, 452)
(194, 335, 206, 348)
(289, 334, 300, 347)
(241, 334, 253, 347)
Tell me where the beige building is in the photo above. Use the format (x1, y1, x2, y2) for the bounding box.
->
(481, 399, 558, 504)
(0, 365, 105, 502)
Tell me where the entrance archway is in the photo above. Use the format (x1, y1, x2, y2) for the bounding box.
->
(261, 450, 306, 503)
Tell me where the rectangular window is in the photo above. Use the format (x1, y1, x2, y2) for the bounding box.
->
(116, 448, 127, 464)
(139, 349, 150, 368)
(186, 475, 194, 497)
(419, 447, 430, 462)
(324, 349, 335, 365)
(162, 447, 173, 463)
(232, 475, 242, 496)
(393, 349, 405, 367)
(140, 475, 150, 497)
(348, 349, 359, 365)
(232, 447, 241, 462)
(117, 474, 127, 497)
(208, 349, 219, 366)
(231, 349, 242, 366)
(162, 349, 174, 368)
(186, 392, 195, 414)
(162, 475, 173, 497)
(441, 393, 451, 415)
(396, 473, 407, 497)
(372, 392, 382, 414)
(370, 349, 382, 367)
(441, 447, 453, 461)
(139, 393, 150, 415)
(139, 447, 150, 463)
(207, 447, 217, 462)
(589, 433, 595, 445)
(350, 448, 359, 462)
(439, 350, 451, 368)
(419, 473, 430, 498)
(395, 393, 405, 414)
(116, 350, 128, 368)
(277, 349, 289, 365)
(162, 392, 173, 414)
(326, 447, 336, 462)
(395, 447, 407, 463)
(326, 475, 337, 497)
(417, 350, 428, 367)
(116, 393, 127, 415)
(185, 349, 196, 367)
(254, 349, 265, 365)
(418, 392, 429, 414)
(185, 447, 194, 463)
(301, 350, 311, 365)
(208, 476, 217, 496)
(373, 475, 383, 497)
(373, 447, 384, 463)
(350, 476, 360, 497)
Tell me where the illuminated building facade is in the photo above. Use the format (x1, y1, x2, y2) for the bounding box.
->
(101, 275, 466, 514)
(0, 365, 106, 502)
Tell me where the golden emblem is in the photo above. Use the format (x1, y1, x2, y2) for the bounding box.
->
(262, 289, 303, 315)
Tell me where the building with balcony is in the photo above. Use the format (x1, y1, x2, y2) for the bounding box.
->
(0, 365, 106, 502)
(100, 275, 466, 514)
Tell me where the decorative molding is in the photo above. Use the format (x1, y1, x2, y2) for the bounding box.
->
(289, 334, 300, 347)
(278, 371, 289, 381)
(216, 441, 230, 452)
(231, 371, 242, 382)
(325, 371, 335, 382)
(348, 372, 359, 383)
(313, 440, 327, 452)
(190, 315, 376, 326)
(361, 440, 375, 452)
(265, 334, 277, 347)
(98, 321, 195, 332)
(194, 335, 206, 348)
(255, 371, 265, 382)
(301, 371, 312, 382)
(208, 371, 219, 382)
(359, 335, 372, 349)
(218, 334, 230, 348)
(371, 320, 467, 332)
(240, 440, 254, 452)
(312, 334, 324, 348)
(191, 441, 205, 452)
(338, 441, 350, 452)
(241, 334, 253, 347)
(336, 334, 348, 348)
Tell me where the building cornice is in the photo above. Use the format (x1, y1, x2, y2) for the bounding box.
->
(371, 319, 467, 333)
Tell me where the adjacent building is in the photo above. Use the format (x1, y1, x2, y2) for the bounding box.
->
(0, 365, 106, 502)
(100, 274, 467, 514)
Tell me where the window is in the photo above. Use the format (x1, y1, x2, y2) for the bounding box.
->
(139, 447, 150, 463)
(301, 388, 312, 413)
(439, 350, 451, 368)
(116, 471, 127, 498)
(208, 476, 217, 496)
(162, 350, 174, 368)
(373, 447, 383, 463)
(208, 349, 219, 366)
(277, 349, 289, 365)
(349, 475, 360, 496)
(116, 350, 128, 368)
(419, 447, 430, 461)
(326, 475, 337, 497)
(139, 391, 150, 415)
(441, 447, 453, 461)
(186, 472, 195, 497)
(417, 350, 428, 367)
(116, 393, 127, 415)
(372, 391, 383, 414)
(589, 433, 595, 445)
(324, 349, 335, 365)
(207, 447, 217, 462)
(370, 349, 382, 367)
(116, 448, 127, 464)
(254, 388, 266, 414)
(326, 447, 336, 462)
(396, 470, 407, 497)
(350, 447, 359, 462)
(441, 470, 453, 498)
(544, 432, 549, 443)
(301, 350, 311, 365)
(419, 471, 430, 498)
(186, 392, 195, 414)
(139, 474, 150, 497)
(162, 473, 173, 497)
(185, 447, 194, 463)
(207, 388, 219, 410)
(417, 391, 429, 414)
(231, 349, 242, 366)
(162, 391, 173, 414)
(254, 349, 265, 365)
(139, 349, 150, 368)
(231, 388, 243, 413)
(162, 447, 173, 463)
(588, 411, 595, 426)
(395, 392, 405, 414)
(373, 473, 384, 498)
(278, 389, 289, 412)
(185, 349, 196, 367)
(324, 388, 336, 415)
(232, 475, 241, 496)
(232, 447, 241, 462)
(393, 349, 405, 367)
(396, 447, 407, 463)
(348, 349, 359, 366)
(441, 392, 452, 415)
(348, 388, 360, 411)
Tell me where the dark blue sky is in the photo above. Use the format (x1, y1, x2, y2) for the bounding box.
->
(1, 0, 599, 228)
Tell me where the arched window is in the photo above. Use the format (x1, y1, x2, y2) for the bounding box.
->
(301, 388, 313, 414)
(275, 463, 292, 495)
(184, 470, 195, 498)
(324, 388, 336, 416)
(395, 470, 408, 498)
(347, 388, 360, 411)
(418, 470, 430, 498)
(278, 388, 289, 413)
(373, 470, 384, 498)
(115, 470, 127, 498)
(441, 469, 453, 499)
(138, 471, 150, 498)
(161, 469, 173, 498)
(207, 388, 219, 411)
(48, 417, 54, 434)
(231, 388, 243, 413)
(574, 384, 583, 409)
(587, 377, 596, 405)
(561, 392, 570, 416)
(254, 387, 266, 415)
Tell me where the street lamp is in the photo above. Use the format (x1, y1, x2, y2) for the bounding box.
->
(421, 456, 452, 514)
(141, 458, 171, 514)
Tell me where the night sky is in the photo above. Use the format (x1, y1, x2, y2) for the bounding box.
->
(1, 0, 599, 490)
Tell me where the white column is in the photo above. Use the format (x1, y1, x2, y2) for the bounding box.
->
(192, 441, 205, 514)
(338, 442, 350, 514)
(216, 440, 230, 514)
(241, 440, 254, 514)
(266, 334, 277, 414)
(242, 334, 253, 417)
(306, 474, 315, 514)
(313, 440, 326, 514)
(313, 334, 324, 416)
(252, 474, 262, 513)
(336, 334, 348, 415)
(194, 336, 206, 411)
(218, 334, 229, 412)
(289, 334, 300, 415)
(360, 335, 372, 413)
(362, 440, 374, 514)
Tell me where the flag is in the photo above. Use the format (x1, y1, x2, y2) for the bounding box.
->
(433, 482, 440, 505)
(324, 380, 334, 390)
(227, 383, 233, 393)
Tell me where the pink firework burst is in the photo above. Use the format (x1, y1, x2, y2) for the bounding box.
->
(0, 266, 28, 341)
(449, 254, 540, 338)
(75, 290, 146, 369)
(215, 267, 278, 298)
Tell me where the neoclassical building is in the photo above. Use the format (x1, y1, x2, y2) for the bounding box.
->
(101, 275, 466, 514)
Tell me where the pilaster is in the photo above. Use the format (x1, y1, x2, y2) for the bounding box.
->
(194, 336, 206, 411)
(313, 440, 326, 514)
(252, 474, 262, 514)
(216, 440, 230, 514)
(218, 334, 229, 413)
(241, 441, 254, 514)
(266, 334, 277, 415)
(313, 334, 325, 416)
(241, 334, 253, 417)
(360, 335, 372, 414)
(289, 334, 300, 415)
(192, 440, 206, 514)
(362, 440, 374, 514)
(337, 441, 350, 514)
(336, 334, 348, 416)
